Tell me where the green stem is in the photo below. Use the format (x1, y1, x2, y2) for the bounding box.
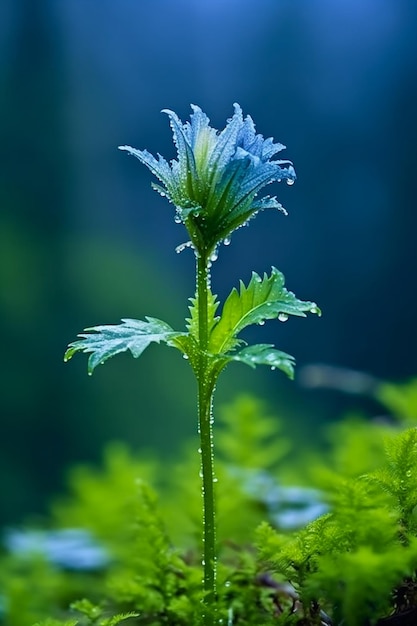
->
(196, 251, 217, 625)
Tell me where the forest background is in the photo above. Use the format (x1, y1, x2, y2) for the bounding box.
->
(0, 0, 416, 526)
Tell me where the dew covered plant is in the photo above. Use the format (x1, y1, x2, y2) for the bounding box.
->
(65, 103, 320, 625)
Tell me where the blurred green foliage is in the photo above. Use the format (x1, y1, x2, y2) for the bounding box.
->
(1, 379, 417, 624)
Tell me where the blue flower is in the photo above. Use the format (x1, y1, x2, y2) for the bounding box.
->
(4, 528, 109, 570)
(119, 103, 296, 255)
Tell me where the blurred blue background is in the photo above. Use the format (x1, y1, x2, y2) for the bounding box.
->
(1, 0, 416, 525)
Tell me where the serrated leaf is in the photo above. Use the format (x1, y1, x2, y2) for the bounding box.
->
(209, 267, 320, 354)
(186, 288, 220, 341)
(64, 317, 183, 374)
(222, 344, 296, 379)
(100, 613, 139, 626)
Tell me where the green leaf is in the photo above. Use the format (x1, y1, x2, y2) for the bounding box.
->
(186, 288, 220, 341)
(71, 599, 138, 625)
(64, 317, 183, 375)
(221, 343, 296, 379)
(209, 267, 320, 353)
(100, 613, 139, 626)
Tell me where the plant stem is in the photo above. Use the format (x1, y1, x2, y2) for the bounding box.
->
(196, 251, 217, 626)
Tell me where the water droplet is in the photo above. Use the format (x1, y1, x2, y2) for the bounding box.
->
(406, 470, 412, 477)
(258, 320, 265, 326)
(175, 241, 194, 254)
(213, 477, 218, 483)
(310, 304, 320, 314)
(271, 366, 276, 371)
(198, 447, 202, 454)
(278, 313, 289, 322)
(88, 371, 92, 377)
(225, 581, 231, 588)
(183, 354, 189, 360)
(210, 248, 219, 262)
(286, 178, 295, 186)
(223, 236, 231, 246)
(174, 214, 181, 224)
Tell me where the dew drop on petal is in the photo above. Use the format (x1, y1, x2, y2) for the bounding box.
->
(278, 313, 289, 322)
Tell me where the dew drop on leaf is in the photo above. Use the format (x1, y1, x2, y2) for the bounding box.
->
(286, 178, 295, 186)
(174, 214, 181, 224)
(210, 248, 219, 262)
(258, 320, 265, 325)
(223, 236, 231, 246)
(278, 313, 289, 322)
